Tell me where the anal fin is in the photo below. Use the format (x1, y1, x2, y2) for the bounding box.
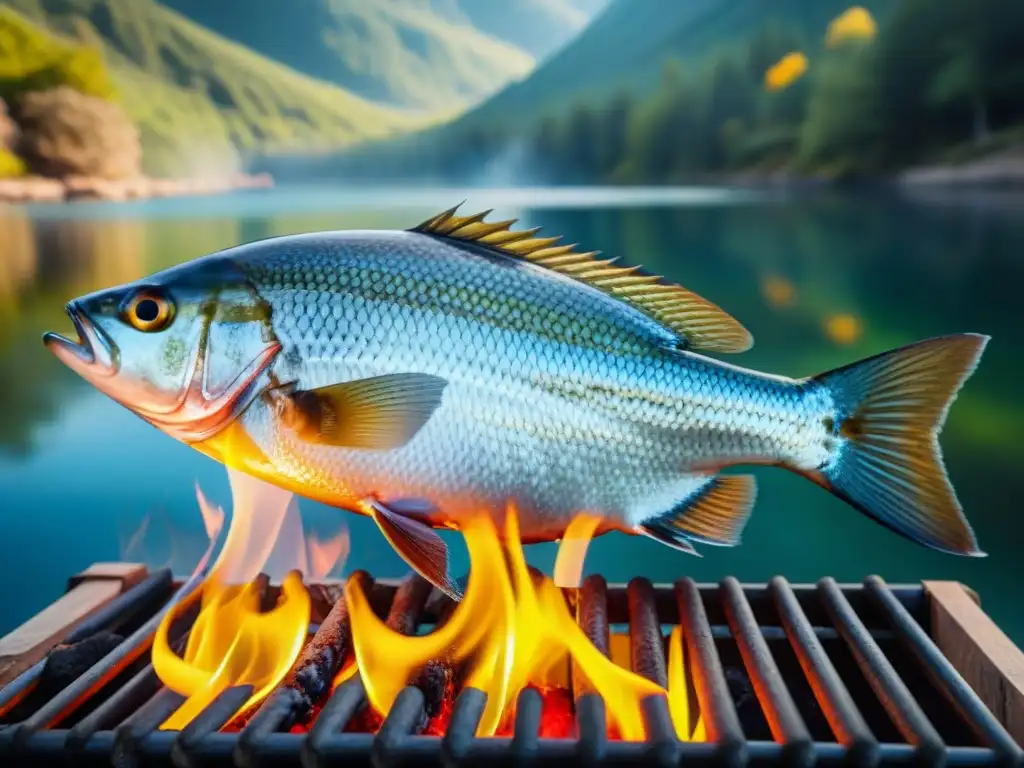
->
(639, 475, 757, 551)
(365, 499, 463, 601)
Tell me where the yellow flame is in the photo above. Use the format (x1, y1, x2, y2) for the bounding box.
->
(153, 570, 310, 730)
(347, 506, 704, 741)
(152, 470, 312, 730)
(764, 52, 808, 91)
(826, 7, 877, 48)
(553, 513, 601, 588)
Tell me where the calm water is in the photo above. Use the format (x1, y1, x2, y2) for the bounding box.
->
(1, 185, 1022, 643)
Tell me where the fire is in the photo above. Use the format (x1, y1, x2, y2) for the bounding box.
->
(553, 513, 601, 588)
(347, 507, 704, 741)
(152, 469, 314, 730)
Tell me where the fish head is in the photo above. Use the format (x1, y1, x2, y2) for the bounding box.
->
(43, 254, 281, 444)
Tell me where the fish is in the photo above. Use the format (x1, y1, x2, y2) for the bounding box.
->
(44, 205, 988, 599)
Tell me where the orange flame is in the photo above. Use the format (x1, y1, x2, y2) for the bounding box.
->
(553, 513, 601, 588)
(347, 506, 704, 741)
(152, 470, 312, 729)
(308, 528, 350, 581)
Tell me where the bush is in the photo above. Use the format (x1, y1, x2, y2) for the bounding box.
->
(0, 8, 117, 104)
(0, 146, 26, 177)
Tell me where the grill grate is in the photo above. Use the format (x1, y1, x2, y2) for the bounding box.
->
(0, 569, 1021, 768)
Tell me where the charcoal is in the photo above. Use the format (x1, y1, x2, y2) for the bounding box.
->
(6, 631, 124, 720)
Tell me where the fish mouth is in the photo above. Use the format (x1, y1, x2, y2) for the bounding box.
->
(43, 302, 118, 376)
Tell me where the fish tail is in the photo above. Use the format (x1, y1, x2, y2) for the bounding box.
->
(807, 333, 989, 556)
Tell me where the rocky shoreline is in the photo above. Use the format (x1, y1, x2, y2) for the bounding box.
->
(0, 172, 274, 203)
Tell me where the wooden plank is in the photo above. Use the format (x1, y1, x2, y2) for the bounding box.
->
(66, 562, 147, 591)
(924, 580, 1024, 746)
(0, 562, 147, 686)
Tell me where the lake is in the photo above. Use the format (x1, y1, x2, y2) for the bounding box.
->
(1, 184, 1022, 644)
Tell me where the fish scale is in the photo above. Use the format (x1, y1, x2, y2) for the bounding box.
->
(45, 207, 988, 599)
(230, 231, 814, 539)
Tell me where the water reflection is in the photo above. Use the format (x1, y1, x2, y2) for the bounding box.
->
(0, 191, 1022, 644)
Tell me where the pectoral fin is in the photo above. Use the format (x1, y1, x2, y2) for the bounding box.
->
(277, 373, 448, 449)
(639, 474, 757, 551)
(365, 499, 463, 601)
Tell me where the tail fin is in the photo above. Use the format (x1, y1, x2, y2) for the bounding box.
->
(810, 334, 988, 556)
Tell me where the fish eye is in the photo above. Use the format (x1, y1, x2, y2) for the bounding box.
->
(122, 290, 174, 332)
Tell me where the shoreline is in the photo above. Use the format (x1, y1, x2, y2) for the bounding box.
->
(0, 172, 274, 203)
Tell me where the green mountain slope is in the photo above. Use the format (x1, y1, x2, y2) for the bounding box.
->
(457, 0, 890, 130)
(444, 0, 609, 60)
(3, 0, 423, 175)
(158, 0, 537, 110)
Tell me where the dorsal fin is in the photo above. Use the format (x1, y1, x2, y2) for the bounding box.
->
(410, 204, 753, 354)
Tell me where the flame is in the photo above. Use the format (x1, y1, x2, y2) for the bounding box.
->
(347, 506, 703, 741)
(308, 527, 350, 581)
(764, 52, 808, 91)
(553, 513, 601, 588)
(152, 469, 312, 729)
(827, 7, 877, 48)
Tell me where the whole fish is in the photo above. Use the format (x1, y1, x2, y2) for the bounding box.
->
(45, 206, 987, 598)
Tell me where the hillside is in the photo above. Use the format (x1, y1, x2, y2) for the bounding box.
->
(445, 0, 609, 60)
(158, 0, 539, 111)
(2, 0, 423, 175)
(452, 0, 891, 131)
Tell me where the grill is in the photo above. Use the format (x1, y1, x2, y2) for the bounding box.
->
(1, 563, 1022, 767)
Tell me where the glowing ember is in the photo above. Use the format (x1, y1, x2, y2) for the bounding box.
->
(553, 513, 601, 588)
(346, 506, 704, 741)
(152, 469, 313, 730)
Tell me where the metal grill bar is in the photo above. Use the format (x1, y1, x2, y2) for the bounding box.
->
(65, 662, 164, 754)
(574, 574, 611, 765)
(0, 567, 173, 718)
(819, 577, 946, 766)
(7, 573, 203, 749)
(111, 687, 186, 768)
(864, 576, 1024, 763)
(627, 578, 668, 687)
(640, 694, 680, 767)
(301, 675, 368, 768)
(441, 687, 487, 765)
(770, 576, 878, 766)
(627, 577, 679, 767)
(510, 686, 542, 761)
(236, 571, 373, 768)
(674, 578, 746, 766)
(0, 574, 1020, 768)
(721, 576, 813, 766)
(234, 687, 304, 768)
(170, 684, 254, 768)
(373, 686, 425, 768)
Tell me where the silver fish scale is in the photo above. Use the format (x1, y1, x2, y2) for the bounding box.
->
(231, 230, 830, 538)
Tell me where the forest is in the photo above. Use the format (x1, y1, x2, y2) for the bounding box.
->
(430, 0, 1024, 183)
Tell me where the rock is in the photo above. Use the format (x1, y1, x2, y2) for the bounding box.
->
(0, 172, 273, 203)
(0, 97, 17, 150)
(15, 86, 142, 180)
(0, 176, 65, 202)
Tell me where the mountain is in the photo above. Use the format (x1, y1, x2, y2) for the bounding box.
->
(157, 0, 546, 111)
(443, 0, 610, 60)
(451, 0, 891, 131)
(2, 0, 425, 175)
